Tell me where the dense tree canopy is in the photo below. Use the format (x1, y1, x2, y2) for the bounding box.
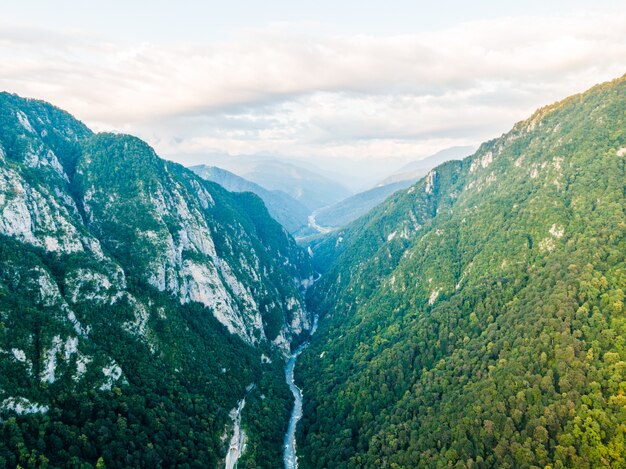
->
(298, 76, 626, 468)
(0, 92, 310, 468)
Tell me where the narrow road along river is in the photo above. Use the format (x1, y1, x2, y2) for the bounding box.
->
(225, 384, 255, 469)
(224, 396, 246, 469)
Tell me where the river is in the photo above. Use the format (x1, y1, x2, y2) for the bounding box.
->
(283, 316, 318, 469)
(283, 343, 307, 469)
(226, 342, 313, 469)
(307, 210, 333, 234)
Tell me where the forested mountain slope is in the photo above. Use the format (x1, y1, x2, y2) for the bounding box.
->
(0, 92, 312, 467)
(299, 75, 626, 468)
(190, 165, 310, 233)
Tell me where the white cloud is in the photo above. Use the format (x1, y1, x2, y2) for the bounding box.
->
(0, 11, 625, 162)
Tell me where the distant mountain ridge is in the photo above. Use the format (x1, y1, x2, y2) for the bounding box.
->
(312, 146, 475, 230)
(377, 145, 474, 186)
(188, 155, 352, 212)
(313, 180, 414, 229)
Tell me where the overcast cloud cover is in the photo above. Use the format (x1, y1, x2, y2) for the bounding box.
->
(1, 1, 625, 165)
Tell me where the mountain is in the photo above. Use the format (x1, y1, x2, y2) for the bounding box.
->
(188, 155, 352, 211)
(297, 76, 626, 467)
(378, 145, 475, 186)
(305, 147, 476, 232)
(303, 147, 476, 231)
(313, 180, 415, 229)
(0, 93, 313, 467)
(190, 165, 309, 233)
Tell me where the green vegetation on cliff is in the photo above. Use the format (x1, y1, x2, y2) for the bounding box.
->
(298, 76, 626, 468)
(0, 93, 311, 468)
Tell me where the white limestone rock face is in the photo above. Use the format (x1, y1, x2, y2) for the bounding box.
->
(286, 296, 310, 336)
(30, 266, 89, 336)
(1, 397, 49, 415)
(41, 336, 65, 384)
(90, 179, 271, 343)
(549, 224, 564, 239)
(272, 331, 291, 351)
(178, 259, 264, 344)
(16, 110, 35, 133)
(424, 170, 437, 194)
(100, 362, 124, 391)
(65, 268, 118, 304)
(428, 289, 441, 305)
(0, 166, 90, 253)
(470, 151, 494, 173)
(11, 349, 27, 363)
(82, 158, 310, 345)
(73, 353, 92, 382)
(120, 293, 151, 339)
(64, 262, 154, 343)
(38, 334, 85, 385)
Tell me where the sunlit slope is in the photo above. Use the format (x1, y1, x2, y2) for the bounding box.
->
(299, 75, 626, 468)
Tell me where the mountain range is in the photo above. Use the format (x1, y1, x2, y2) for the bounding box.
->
(312, 147, 474, 229)
(188, 156, 352, 212)
(0, 74, 624, 468)
(189, 165, 310, 234)
(190, 148, 473, 235)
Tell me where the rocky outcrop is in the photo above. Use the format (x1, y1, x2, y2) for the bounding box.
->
(0, 93, 313, 417)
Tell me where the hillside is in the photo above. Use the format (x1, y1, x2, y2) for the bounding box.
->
(298, 76, 626, 468)
(313, 180, 414, 229)
(310, 147, 475, 231)
(190, 165, 309, 233)
(0, 93, 312, 467)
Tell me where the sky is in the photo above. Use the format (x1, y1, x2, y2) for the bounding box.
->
(1, 0, 626, 169)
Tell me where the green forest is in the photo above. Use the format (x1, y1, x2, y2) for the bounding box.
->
(297, 76, 626, 468)
(0, 93, 310, 468)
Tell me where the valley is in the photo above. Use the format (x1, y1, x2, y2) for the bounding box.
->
(306, 210, 333, 235)
(0, 74, 624, 469)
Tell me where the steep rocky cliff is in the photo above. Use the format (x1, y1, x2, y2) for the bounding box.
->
(0, 92, 312, 467)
